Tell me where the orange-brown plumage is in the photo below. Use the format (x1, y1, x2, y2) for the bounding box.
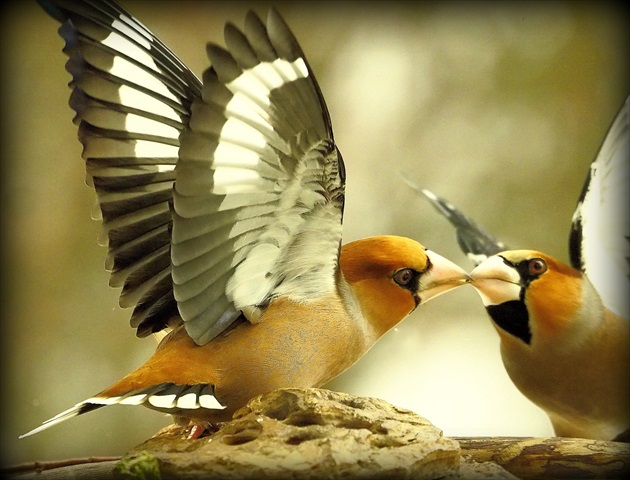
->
(415, 93, 629, 441)
(23, 0, 473, 440)
(525, 253, 583, 339)
(21, 235, 467, 437)
(341, 236, 425, 335)
(98, 236, 464, 423)
(98, 292, 369, 423)
(471, 250, 630, 440)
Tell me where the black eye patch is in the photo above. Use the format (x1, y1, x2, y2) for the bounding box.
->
(500, 256, 547, 287)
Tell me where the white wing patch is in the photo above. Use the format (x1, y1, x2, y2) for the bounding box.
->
(148, 393, 177, 409)
(112, 57, 178, 103)
(172, 41, 344, 345)
(100, 28, 152, 66)
(110, 18, 153, 51)
(19, 383, 225, 438)
(176, 392, 200, 409)
(119, 394, 149, 405)
(218, 119, 268, 155)
(211, 58, 309, 197)
(574, 97, 629, 318)
(122, 113, 180, 139)
(117, 84, 183, 121)
(228, 58, 308, 103)
(48, 0, 204, 336)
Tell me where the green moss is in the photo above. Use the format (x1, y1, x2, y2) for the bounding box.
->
(115, 452, 161, 480)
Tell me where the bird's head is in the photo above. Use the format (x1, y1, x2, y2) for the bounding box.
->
(470, 250, 602, 348)
(339, 235, 469, 336)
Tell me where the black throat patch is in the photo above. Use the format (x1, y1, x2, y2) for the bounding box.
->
(486, 300, 531, 344)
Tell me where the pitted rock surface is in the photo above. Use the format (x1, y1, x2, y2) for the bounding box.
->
(120, 388, 516, 479)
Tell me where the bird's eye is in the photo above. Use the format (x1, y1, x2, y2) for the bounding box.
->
(393, 268, 414, 286)
(528, 258, 547, 276)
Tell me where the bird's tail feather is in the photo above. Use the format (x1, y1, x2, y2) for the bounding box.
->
(19, 402, 104, 438)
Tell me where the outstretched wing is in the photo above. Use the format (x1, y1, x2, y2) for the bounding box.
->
(40, 1, 346, 346)
(39, 0, 202, 336)
(569, 95, 629, 318)
(404, 178, 507, 266)
(171, 9, 345, 344)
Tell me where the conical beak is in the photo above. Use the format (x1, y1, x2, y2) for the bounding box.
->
(418, 250, 470, 304)
(469, 255, 521, 306)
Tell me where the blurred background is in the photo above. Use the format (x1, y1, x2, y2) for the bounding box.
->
(1, 0, 628, 467)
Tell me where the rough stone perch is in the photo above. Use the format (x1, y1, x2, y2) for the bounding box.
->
(5, 388, 628, 479)
(119, 388, 512, 479)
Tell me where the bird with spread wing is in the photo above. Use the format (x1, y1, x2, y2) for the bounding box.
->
(21, 0, 469, 439)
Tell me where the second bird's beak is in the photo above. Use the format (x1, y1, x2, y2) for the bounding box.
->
(419, 251, 470, 304)
(469, 255, 521, 305)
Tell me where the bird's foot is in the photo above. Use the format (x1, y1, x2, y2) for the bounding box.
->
(186, 421, 222, 440)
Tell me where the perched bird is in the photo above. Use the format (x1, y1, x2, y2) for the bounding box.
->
(21, 0, 469, 439)
(409, 95, 630, 441)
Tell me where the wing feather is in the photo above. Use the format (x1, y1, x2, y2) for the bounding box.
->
(40, 1, 345, 345)
(570, 95, 629, 317)
(39, 0, 201, 335)
(405, 178, 507, 266)
(172, 9, 344, 344)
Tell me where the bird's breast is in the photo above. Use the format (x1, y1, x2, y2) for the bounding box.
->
(120, 294, 371, 417)
(219, 295, 370, 388)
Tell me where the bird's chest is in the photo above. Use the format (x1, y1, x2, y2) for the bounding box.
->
(213, 297, 369, 404)
(499, 335, 622, 420)
(501, 346, 571, 407)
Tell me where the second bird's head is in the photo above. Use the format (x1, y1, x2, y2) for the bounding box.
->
(469, 250, 601, 349)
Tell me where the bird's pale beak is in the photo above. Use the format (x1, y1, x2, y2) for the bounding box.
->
(469, 255, 521, 306)
(419, 251, 470, 304)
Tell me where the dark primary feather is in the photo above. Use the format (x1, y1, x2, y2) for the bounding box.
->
(403, 177, 506, 266)
(39, 0, 202, 336)
(39, 0, 347, 345)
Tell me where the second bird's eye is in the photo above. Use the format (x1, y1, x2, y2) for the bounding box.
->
(393, 268, 414, 286)
(528, 258, 547, 276)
